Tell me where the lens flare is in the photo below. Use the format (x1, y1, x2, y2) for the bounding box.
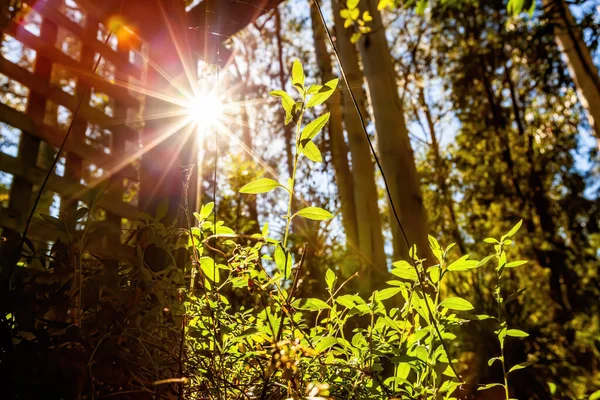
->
(185, 92, 222, 130)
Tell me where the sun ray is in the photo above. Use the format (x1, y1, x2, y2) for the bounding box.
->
(158, 1, 200, 100)
(145, 122, 197, 204)
(72, 116, 194, 201)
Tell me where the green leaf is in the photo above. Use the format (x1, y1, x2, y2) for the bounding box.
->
(270, 89, 294, 112)
(428, 265, 440, 284)
(274, 244, 292, 280)
(199, 202, 214, 220)
(301, 140, 323, 162)
(346, 0, 359, 9)
(391, 260, 418, 281)
(156, 198, 169, 222)
(506, 329, 529, 338)
(478, 383, 504, 391)
(336, 294, 360, 309)
(199, 257, 219, 283)
(301, 113, 330, 141)
(307, 78, 339, 108)
(194, 202, 214, 222)
(508, 360, 536, 374)
(325, 268, 336, 291)
(438, 297, 474, 311)
(295, 207, 333, 221)
(484, 237, 499, 244)
(315, 337, 337, 353)
(229, 327, 260, 344)
(507, 0, 525, 15)
(447, 255, 479, 271)
(488, 357, 502, 367)
(291, 59, 305, 92)
(239, 178, 281, 194)
(292, 298, 330, 311)
(502, 219, 523, 241)
(415, 0, 427, 14)
(505, 260, 528, 268)
(374, 287, 402, 301)
(590, 390, 600, 400)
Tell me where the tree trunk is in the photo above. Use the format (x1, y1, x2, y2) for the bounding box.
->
(332, 0, 388, 291)
(356, 0, 432, 261)
(543, 0, 600, 149)
(309, 2, 359, 255)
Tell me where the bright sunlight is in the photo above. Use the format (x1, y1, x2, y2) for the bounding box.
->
(185, 91, 223, 130)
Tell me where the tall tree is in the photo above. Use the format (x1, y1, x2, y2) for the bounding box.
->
(332, 0, 388, 290)
(428, 1, 600, 396)
(309, 1, 359, 254)
(354, 0, 432, 261)
(542, 0, 600, 149)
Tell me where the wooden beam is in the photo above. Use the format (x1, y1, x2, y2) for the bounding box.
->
(1, 25, 139, 107)
(24, 0, 142, 79)
(0, 211, 136, 261)
(0, 102, 138, 180)
(0, 152, 138, 220)
(0, 55, 138, 142)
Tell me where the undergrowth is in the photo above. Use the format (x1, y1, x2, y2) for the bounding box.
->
(0, 61, 538, 400)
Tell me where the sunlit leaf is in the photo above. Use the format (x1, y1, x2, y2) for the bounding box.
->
(374, 287, 402, 301)
(447, 255, 479, 271)
(478, 383, 504, 391)
(307, 78, 339, 108)
(438, 297, 474, 311)
(506, 329, 529, 338)
(301, 113, 330, 141)
(505, 260, 528, 268)
(502, 219, 523, 241)
(239, 178, 281, 194)
(391, 260, 418, 281)
(292, 298, 330, 311)
(291, 59, 305, 92)
(296, 206, 333, 221)
(301, 140, 323, 162)
(325, 268, 336, 291)
(508, 360, 536, 374)
(199, 256, 219, 283)
(315, 337, 338, 353)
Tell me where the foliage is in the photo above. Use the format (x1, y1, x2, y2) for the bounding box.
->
(0, 61, 543, 400)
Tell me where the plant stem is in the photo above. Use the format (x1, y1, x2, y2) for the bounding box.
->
(282, 104, 305, 248)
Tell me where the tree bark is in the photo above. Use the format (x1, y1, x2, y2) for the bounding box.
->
(543, 0, 600, 149)
(356, 0, 432, 261)
(331, 0, 388, 291)
(309, 2, 359, 254)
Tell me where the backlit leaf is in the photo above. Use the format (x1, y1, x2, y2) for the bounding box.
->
(508, 360, 536, 374)
(239, 178, 281, 194)
(301, 140, 323, 162)
(296, 207, 333, 221)
(506, 329, 529, 338)
(292, 298, 330, 311)
(301, 113, 330, 141)
(307, 78, 339, 108)
(439, 297, 474, 311)
(291, 59, 305, 92)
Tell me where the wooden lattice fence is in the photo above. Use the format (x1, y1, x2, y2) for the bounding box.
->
(0, 0, 150, 254)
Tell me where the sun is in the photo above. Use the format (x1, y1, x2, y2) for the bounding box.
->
(185, 91, 223, 130)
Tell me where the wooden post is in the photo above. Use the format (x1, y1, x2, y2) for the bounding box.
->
(7, 18, 57, 225)
(104, 37, 130, 237)
(60, 14, 98, 217)
(137, 0, 197, 225)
